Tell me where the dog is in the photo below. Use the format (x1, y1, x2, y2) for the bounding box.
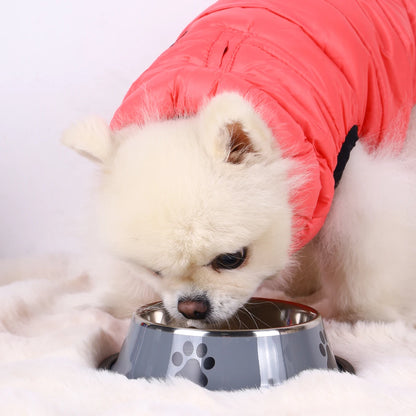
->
(62, 0, 416, 326)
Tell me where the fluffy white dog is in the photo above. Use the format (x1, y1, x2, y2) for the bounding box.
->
(62, 1, 416, 326)
(62, 93, 416, 325)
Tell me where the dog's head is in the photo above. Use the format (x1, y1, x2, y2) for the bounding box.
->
(63, 93, 294, 325)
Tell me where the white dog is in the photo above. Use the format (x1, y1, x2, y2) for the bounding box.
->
(62, 0, 416, 326)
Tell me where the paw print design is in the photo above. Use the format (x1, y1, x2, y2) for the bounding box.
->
(318, 330, 337, 369)
(171, 341, 215, 387)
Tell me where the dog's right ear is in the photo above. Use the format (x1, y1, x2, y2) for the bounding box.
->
(61, 117, 114, 163)
(198, 93, 277, 164)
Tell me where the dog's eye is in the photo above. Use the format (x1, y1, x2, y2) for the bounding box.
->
(211, 248, 247, 271)
(144, 267, 161, 277)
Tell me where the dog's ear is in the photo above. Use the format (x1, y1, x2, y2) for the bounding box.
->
(198, 93, 275, 164)
(61, 117, 114, 163)
(222, 121, 254, 164)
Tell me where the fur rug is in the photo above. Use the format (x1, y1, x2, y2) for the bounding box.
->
(1, 255, 415, 415)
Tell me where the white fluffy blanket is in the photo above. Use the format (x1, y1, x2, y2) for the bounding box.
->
(1, 255, 416, 416)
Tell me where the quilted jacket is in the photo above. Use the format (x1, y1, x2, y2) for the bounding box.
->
(110, 0, 416, 251)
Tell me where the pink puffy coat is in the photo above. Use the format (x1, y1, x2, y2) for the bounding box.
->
(110, 0, 416, 251)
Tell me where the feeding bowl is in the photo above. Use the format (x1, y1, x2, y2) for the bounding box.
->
(100, 298, 353, 390)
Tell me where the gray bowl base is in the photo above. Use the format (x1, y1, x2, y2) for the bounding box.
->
(99, 353, 355, 386)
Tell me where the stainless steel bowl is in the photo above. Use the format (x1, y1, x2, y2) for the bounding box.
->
(101, 298, 353, 390)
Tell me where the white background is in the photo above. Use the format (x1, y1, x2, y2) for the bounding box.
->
(0, 0, 214, 257)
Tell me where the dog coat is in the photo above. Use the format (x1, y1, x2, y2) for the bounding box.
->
(110, 0, 416, 251)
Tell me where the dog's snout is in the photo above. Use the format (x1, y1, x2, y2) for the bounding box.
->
(177, 296, 210, 320)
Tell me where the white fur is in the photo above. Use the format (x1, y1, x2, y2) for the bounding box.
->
(293, 116, 416, 321)
(61, 117, 114, 163)
(63, 93, 416, 325)
(2, 254, 416, 414)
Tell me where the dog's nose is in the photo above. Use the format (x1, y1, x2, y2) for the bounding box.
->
(177, 296, 210, 320)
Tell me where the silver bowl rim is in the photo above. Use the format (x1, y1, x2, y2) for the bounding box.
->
(133, 297, 322, 336)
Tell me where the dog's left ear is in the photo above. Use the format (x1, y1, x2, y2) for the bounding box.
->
(198, 93, 276, 164)
(61, 117, 114, 163)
